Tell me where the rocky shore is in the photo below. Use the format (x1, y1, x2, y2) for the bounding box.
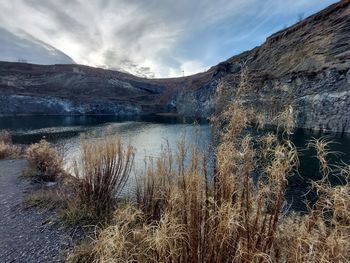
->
(0, 159, 79, 262)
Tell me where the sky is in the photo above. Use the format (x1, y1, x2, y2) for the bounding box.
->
(0, 0, 338, 78)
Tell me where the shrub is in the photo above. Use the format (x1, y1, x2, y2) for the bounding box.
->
(0, 141, 20, 159)
(0, 130, 12, 144)
(73, 135, 135, 220)
(25, 139, 63, 180)
(0, 130, 21, 159)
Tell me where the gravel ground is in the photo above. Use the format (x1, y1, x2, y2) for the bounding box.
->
(0, 159, 80, 263)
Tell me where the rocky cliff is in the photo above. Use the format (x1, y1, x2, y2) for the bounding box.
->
(176, 0, 350, 133)
(0, 1, 349, 132)
(0, 62, 170, 115)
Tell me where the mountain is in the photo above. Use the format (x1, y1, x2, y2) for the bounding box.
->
(0, 27, 75, 65)
(175, 0, 350, 133)
(0, 0, 349, 132)
(0, 62, 168, 115)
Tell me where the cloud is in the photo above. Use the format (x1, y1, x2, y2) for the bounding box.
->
(0, 0, 338, 77)
(0, 27, 74, 64)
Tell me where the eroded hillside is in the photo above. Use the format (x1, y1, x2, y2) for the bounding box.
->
(0, 1, 349, 132)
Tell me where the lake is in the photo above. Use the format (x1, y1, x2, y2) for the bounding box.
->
(1, 115, 349, 212)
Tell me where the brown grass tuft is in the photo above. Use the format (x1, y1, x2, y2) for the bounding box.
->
(0, 130, 22, 159)
(0, 130, 12, 144)
(72, 135, 135, 220)
(25, 139, 63, 180)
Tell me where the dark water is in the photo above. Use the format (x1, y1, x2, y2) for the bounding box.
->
(284, 128, 350, 211)
(1, 115, 349, 212)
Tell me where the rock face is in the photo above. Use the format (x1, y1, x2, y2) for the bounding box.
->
(0, 1, 349, 132)
(0, 63, 168, 116)
(176, 0, 350, 133)
(0, 95, 141, 115)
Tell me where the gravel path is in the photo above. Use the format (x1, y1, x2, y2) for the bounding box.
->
(0, 159, 76, 262)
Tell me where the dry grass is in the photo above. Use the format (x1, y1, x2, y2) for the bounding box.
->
(276, 137, 350, 262)
(91, 205, 187, 263)
(63, 68, 349, 261)
(72, 135, 135, 220)
(23, 188, 66, 210)
(0, 130, 22, 159)
(67, 241, 96, 263)
(90, 103, 292, 262)
(85, 100, 350, 263)
(0, 130, 12, 144)
(274, 104, 295, 136)
(25, 139, 63, 181)
(60, 71, 348, 262)
(0, 141, 21, 159)
(21, 135, 135, 229)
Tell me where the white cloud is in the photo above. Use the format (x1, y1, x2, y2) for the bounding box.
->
(0, 27, 74, 64)
(0, 0, 338, 77)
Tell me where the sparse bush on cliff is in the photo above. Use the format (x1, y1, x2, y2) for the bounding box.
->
(25, 139, 63, 180)
(0, 130, 21, 159)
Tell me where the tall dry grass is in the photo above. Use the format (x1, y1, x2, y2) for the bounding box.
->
(72, 135, 135, 219)
(276, 137, 350, 262)
(89, 99, 349, 262)
(91, 102, 292, 262)
(70, 68, 349, 262)
(0, 130, 21, 159)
